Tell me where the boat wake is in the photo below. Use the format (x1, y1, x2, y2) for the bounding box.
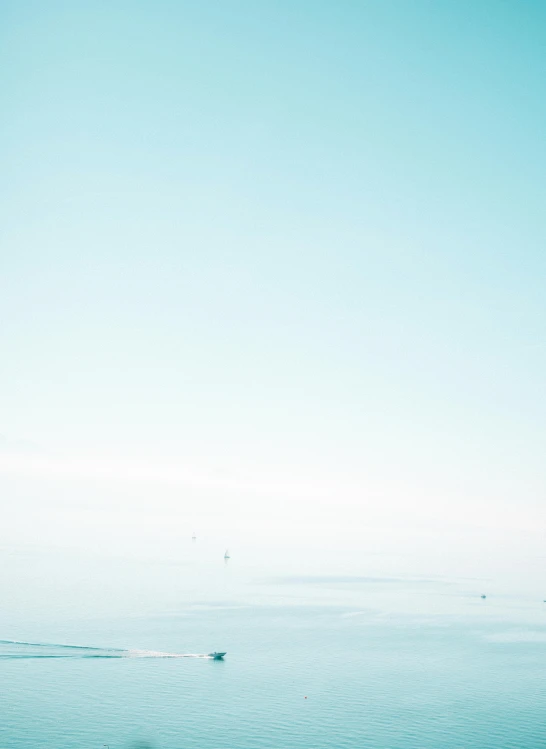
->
(0, 640, 217, 660)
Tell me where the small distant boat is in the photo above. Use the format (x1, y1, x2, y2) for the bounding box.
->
(224, 549, 230, 559)
(192, 533, 196, 541)
(481, 595, 487, 599)
(208, 652, 226, 660)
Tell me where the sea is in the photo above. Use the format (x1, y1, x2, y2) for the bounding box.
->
(1, 529, 545, 749)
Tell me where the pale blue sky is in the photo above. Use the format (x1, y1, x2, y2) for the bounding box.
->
(1, 1, 545, 549)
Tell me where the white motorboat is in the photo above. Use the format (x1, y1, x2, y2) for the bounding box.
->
(208, 652, 226, 660)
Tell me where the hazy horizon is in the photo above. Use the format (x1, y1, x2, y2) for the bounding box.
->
(2, 0, 545, 584)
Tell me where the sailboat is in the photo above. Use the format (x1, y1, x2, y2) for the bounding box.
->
(192, 532, 196, 541)
(224, 549, 230, 559)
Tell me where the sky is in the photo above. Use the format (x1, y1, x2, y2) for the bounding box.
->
(1, 1, 545, 564)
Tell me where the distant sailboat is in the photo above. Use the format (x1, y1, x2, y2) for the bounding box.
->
(192, 532, 196, 541)
(224, 549, 230, 559)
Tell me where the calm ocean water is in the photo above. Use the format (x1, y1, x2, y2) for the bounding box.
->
(1, 534, 545, 749)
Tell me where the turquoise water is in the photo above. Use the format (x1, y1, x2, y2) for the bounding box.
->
(1, 541, 545, 748)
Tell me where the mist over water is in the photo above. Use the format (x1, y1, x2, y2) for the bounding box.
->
(1, 522, 545, 748)
(2, 0, 546, 744)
